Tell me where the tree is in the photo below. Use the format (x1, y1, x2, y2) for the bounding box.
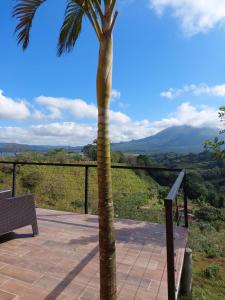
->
(186, 170, 208, 200)
(83, 140, 97, 161)
(219, 106, 225, 133)
(83, 141, 125, 162)
(110, 150, 125, 163)
(46, 148, 67, 163)
(21, 170, 42, 192)
(136, 154, 151, 166)
(205, 106, 225, 159)
(13, 1, 118, 298)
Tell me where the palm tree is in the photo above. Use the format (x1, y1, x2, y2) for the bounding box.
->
(13, 1, 118, 298)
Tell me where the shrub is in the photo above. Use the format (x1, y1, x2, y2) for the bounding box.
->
(204, 246, 217, 258)
(188, 222, 225, 258)
(195, 206, 225, 222)
(203, 264, 220, 279)
(0, 164, 13, 174)
(21, 171, 43, 192)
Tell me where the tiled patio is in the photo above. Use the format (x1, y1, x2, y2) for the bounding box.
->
(0, 208, 188, 300)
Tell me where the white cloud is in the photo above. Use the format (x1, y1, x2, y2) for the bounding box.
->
(111, 89, 128, 109)
(161, 83, 225, 99)
(0, 87, 220, 145)
(110, 111, 131, 124)
(0, 123, 96, 146)
(160, 88, 182, 99)
(155, 102, 219, 129)
(150, 0, 225, 35)
(193, 84, 225, 96)
(0, 90, 30, 120)
(111, 103, 219, 142)
(0, 102, 219, 145)
(111, 89, 121, 100)
(0, 88, 130, 125)
(36, 96, 97, 119)
(32, 122, 96, 143)
(32, 110, 46, 120)
(36, 95, 130, 124)
(0, 127, 29, 144)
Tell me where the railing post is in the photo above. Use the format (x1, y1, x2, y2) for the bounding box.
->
(164, 199, 176, 300)
(12, 163, 17, 197)
(183, 170, 188, 228)
(84, 166, 89, 214)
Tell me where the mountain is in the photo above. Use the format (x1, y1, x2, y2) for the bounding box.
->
(0, 143, 82, 153)
(0, 126, 218, 154)
(111, 126, 218, 153)
(29, 145, 82, 152)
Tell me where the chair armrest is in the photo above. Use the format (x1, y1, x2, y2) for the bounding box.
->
(6, 194, 35, 208)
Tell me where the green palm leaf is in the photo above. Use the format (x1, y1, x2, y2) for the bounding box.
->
(13, 0, 46, 50)
(57, 0, 85, 56)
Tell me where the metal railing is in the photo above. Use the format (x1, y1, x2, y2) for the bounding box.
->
(164, 169, 188, 300)
(0, 160, 182, 214)
(0, 160, 188, 299)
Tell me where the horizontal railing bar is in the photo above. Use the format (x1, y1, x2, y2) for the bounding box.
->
(0, 161, 182, 172)
(112, 165, 182, 171)
(165, 169, 185, 202)
(0, 161, 97, 167)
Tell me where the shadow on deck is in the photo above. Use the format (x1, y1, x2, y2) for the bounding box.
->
(0, 208, 188, 300)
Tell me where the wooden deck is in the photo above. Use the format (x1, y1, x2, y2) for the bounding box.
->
(0, 208, 188, 300)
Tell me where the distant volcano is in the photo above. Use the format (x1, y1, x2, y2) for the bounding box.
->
(111, 125, 218, 153)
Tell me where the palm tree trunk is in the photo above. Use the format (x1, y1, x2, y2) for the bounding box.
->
(97, 33, 117, 299)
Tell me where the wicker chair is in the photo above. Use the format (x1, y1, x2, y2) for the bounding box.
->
(0, 190, 39, 236)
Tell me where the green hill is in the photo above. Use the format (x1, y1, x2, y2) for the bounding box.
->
(0, 163, 165, 223)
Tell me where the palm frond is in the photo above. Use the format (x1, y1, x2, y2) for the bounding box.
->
(92, 0, 102, 16)
(57, 0, 85, 56)
(13, 0, 46, 50)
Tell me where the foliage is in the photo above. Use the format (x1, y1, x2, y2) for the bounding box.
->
(0, 163, 13, 174)
(82, 141, 126, 163)
(82, 141, 97, 161)
(136, 154, 152, 166)
(21, 170, 43, 192)
(186, 171, 208, 200)
(218, 106, 225, 133)
(110, 151, 125, 163)
(203, 264, 220, 279)
(190, 227, 220, 258)
(187, 254, 225, 300)
(195, 206, 225, 222)
(204, 106, 225, 159)
(148, 169, 177, 186)
(0, 159, 163, 218)
(186, 210, 225, 299)
(205, 137, 225, 159)
(150, 151, 225, 208)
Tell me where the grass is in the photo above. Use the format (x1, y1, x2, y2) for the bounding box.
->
(189, 255, 225, 300)
(0, 163, 165, 221)
(181, 212, 225, 300)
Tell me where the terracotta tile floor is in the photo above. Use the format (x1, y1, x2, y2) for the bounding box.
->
(0, 208, 188, 300)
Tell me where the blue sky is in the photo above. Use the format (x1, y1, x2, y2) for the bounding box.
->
(0, 0, 225, 145)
